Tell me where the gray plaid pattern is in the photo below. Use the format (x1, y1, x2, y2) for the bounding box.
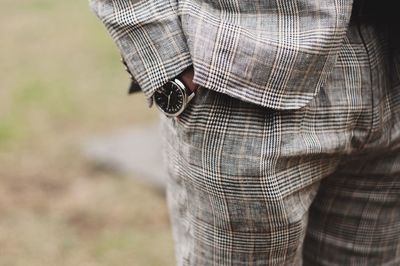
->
(90, 0, 353, 109)
(91, 0, 400, 265)
(160, 23, 400, 264)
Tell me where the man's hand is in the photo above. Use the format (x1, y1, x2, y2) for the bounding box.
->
(179, 65, 199, 92)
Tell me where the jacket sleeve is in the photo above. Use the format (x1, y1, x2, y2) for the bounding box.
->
(91, 0, 354, 110)
(89, 0, 193, 100)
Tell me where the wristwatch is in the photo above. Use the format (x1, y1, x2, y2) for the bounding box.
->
(153, 78, 196, 117)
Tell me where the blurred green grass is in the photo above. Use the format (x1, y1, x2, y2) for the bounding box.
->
(0, 1, 174, 265)
(0, 0, 158, 149)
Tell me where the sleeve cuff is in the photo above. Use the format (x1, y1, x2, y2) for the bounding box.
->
(91, 0, 193, 100)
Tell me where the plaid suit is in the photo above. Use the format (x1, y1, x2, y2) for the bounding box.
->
(91, 0, 400, 265)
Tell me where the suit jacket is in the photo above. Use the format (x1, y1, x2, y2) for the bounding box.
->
(89, 0, 397, 110)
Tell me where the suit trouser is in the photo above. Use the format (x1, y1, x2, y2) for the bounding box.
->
(161, 22, 400, 265)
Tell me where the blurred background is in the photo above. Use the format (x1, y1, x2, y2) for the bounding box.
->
(0, 1, 175, 265)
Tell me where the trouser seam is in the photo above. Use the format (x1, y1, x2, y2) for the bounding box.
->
(357, 23, 376, 150)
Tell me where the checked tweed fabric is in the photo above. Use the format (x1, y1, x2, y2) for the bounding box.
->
(90, 0, 400, 265)
(161, 22, 400, 265)
(90, 0, 354, 109)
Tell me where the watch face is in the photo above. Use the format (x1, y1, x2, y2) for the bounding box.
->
(154, 81, 185, 116)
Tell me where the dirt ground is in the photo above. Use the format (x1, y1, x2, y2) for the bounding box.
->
(0, 1, 175, 265)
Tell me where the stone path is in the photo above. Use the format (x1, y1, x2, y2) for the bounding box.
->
(81, 124, 166, 191)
